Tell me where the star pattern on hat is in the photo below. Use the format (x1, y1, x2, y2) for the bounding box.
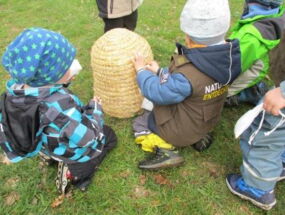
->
(2, 27, 76, 87)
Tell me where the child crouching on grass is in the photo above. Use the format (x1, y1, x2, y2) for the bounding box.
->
(0, 27, 117, 194)
(131, 0, 241, 170)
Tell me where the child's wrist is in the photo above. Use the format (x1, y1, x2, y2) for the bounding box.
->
(156, 68, 163, 76)
(136, 66, 146, 73)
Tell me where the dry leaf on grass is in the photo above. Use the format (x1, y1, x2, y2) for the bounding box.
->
(132, 185, 150, 198)
(119, 169, 131, 178)
(32, 197, 38, 205)
(51, 191, 73, 208)
(4, 191, 20, 206)
(51, 194, 65, 208)
(153, 174, 173, 187)
(180, 170, 190, 178)
(202, 161, 224, 178)
(5, 177, 20, 188)
(151, 200, 161, 207)
(0, 154, 11, 165)
(139, 175, 147, 185)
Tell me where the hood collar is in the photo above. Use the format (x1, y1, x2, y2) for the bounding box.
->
(176, 39, 241, 85)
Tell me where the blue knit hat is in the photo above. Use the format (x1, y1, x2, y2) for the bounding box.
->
(1, 27, 76, 87)
(246, 0, 283, 8)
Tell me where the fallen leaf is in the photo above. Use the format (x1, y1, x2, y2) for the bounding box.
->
(50, 191, 73, 208)
(51, 194, 65, 208)
(151, 200, 161, 207)
(132, 185, 150, 198)
(153, 174, 173, 187)
(0, 154, 11, 165)
(202, 162, 224, 178)
(5, 177, 20, 188)
(139, 175, 147, 185)
(180, 170, 190, 177)
(65, 191, 73, 199)
(31, 197, 38, 205)
(4, 191, 20, 206)
(119, 169, 131, 178)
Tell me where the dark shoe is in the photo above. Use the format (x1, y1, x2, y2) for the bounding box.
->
(39, 152, 56, 166)
(225, 95, 240, 107)
(226, 174, 276, 210)
(225, 82, 269, 107)
(55, 162, 73, 194)
(253, 81, 269, 98)
(138, 148, 184, 170)
(192, 133, 213, 152)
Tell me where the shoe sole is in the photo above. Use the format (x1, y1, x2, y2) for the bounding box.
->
(56, 162, 69, 194)
(139, 157, 184, 170)
(226, 178, 276, 210)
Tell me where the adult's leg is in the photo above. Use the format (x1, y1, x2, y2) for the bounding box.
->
(123, 10, 138, 31)
(103, 17, 124, 32)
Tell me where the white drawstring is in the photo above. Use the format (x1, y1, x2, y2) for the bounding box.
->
(248, 110, 265, 145)
(264, 111, 285, 136)
(248, 110, 285, 144)
(224, 41, 233, 86)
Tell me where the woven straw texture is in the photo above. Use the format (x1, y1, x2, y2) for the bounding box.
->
(91, 28, 153, 118)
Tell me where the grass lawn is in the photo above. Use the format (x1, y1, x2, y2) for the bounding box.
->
(0, 0, 284, 214)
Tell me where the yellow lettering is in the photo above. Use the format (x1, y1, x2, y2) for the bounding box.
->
(203, 86, 228, 100)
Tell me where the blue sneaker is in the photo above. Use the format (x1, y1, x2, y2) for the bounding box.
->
(226, 174, 276, 210)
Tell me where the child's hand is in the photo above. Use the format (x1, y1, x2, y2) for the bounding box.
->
(93, 96, 102, 105)
(263, 87, 285, 116)
(145, 61, 160, 74)
(133, 53, 146, 71)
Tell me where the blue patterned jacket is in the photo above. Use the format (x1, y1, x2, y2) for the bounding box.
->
(0, 80, 105, 163)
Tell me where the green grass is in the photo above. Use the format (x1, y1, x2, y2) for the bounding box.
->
(0, 0, 284, 214)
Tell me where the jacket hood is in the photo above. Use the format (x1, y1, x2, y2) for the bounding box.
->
(240, 5, 284, 23)
(176, 39, 241, 85)
(0, 80, 64, 158)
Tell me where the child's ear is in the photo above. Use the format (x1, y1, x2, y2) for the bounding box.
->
(185, 35, 191, 47)
(57, 70, 72, 84)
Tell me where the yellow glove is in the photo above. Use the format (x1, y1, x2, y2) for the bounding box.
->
(135, 133, 174, 152)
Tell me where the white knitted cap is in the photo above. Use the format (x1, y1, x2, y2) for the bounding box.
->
(180, 0, 231, 45)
